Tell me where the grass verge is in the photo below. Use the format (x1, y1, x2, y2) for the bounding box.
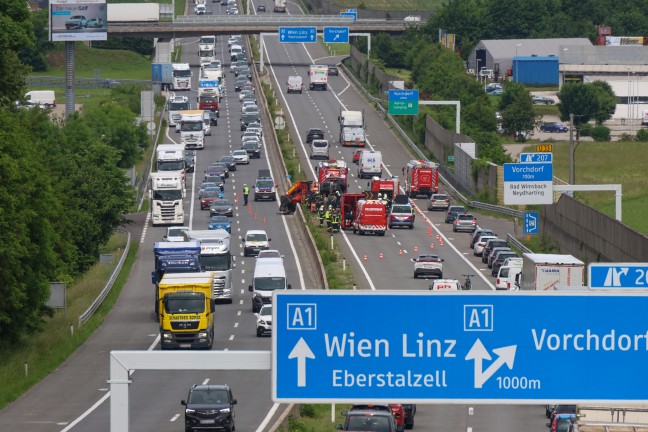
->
(0, 232, 138, 409)
(331, 0, 443, 11)
(277, 404, 351, 432)
(260, 80, 356, 289)
(318, 37, 351, 57)
(33, 43, 153, 80)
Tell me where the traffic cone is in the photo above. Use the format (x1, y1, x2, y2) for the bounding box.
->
(399, 249, 403, 256)
(248, 204, 252, 214)
(363, 254, 368, 261)
(430, 243, 435, 249)
(254, 212, 257, 220)
(262, 216, 267, 224)
(379, 252, 384, 260)
(414, 246, 419, 253)
(235, 193, 238, 204)
(427, 227, 432, 236)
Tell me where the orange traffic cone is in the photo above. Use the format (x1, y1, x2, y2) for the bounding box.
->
(254, 212, 257, 220)
(430, 243, 435, 249)
(262, 216, 267, 224)
(363, 254, 368, 261)
(379, 252, 384, 260)
(414, 246, 419, 253)
(399, 249, 403, 256)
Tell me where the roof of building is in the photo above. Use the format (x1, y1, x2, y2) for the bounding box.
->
(478, 38, 592, 58)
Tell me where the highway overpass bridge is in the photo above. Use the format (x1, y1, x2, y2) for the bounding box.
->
(107, 15, 416, 37)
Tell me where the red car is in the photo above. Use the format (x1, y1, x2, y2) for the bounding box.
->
(352, 149, 363, 164)
(389, 404, 406, 432)
(200, 190, 221, 209)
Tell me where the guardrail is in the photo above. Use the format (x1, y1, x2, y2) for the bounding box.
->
(27, 76, 151, 88)
(78, 229, 131, 326)
(506, 233, 532, 254)
(175, 15, 355, 23)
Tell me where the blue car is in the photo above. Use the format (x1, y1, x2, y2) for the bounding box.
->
(540, 122, 568, 133)
(208, 215, 232, 232)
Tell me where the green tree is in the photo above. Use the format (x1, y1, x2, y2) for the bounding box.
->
(558, 81, 616, 125)
(498, 82, 537, 139)
(0, 0, 35, 107)
(19, 9, 52, 72)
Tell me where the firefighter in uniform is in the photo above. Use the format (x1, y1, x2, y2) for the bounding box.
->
(330, 209, 341, 232)
(325, 206, 332, 231)
(318, 205, 326, 227)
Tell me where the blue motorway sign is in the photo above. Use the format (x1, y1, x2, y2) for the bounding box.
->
(503, 162, 553, 205)
(520, 152, 553, 163)
(279, 27, 317, 43)
(340, 9, 357, 21)
(523, 211, 539, 235)
(273, 291, 648, 403)
(323, 27, 349, 43)
(589, 263, 648, 289)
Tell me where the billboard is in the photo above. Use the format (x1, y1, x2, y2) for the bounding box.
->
(50, 0, 108, 42)
(604, 36, 646, 46)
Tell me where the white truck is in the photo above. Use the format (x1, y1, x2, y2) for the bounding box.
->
(184, 230, 236, 303)
(171, 63, 192, 91)
(199, 48, 216, 69)
(339, 109, 367, 147)
(176, 110, 206, 150)
(150, 172, 185, 226)
(518, 253, 585, 291)
(198, 35, 216, 52)
(166, 95, 190, 127)
(309, 64, 328, 91)
(273, 0, 286, 12)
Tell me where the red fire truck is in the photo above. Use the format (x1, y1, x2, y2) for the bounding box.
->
(316, 159, 349, 194)
(404, 160, 438, 198)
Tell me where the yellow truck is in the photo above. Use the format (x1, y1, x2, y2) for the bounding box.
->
(158, 273, 215, 350)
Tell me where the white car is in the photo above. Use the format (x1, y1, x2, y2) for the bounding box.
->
(246, 126, 263, 139)
(194, 3, 207, 14)
(241, 101, 258, 114)
(473, 235, 497, 257)
(163, 226, 190, 242)
(242, 230, 270, 257)
(231, 149, 250, 164)
(255, 305, 272, 337)
(429, 279, 461, 291)
(412, 254, 444, 279)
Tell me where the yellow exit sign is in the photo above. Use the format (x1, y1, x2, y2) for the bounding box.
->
(536, 144, 553, 153)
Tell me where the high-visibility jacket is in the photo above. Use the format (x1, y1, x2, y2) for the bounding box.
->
(243, 185, 250, 195)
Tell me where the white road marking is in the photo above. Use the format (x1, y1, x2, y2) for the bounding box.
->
(170, 414, 180, 422)
(202, 378, 210, 385)
(229, 335, 234, 341)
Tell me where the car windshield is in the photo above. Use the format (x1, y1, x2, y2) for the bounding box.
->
(392, 205, 412, 214)
(347, 415, 390, 432)
(200, 254, 230, 271)
(259, 305, 272, 316)
(200, 37, 214, 44)
(242, 114, 258, 122)
(255, 277, 286, 291)
(204, 176, 223, 184)
(168, 228, 188, 237)
(213, 200, 231, 207)
(221, 157, 234, 163)
(450, 207, 465, 213)
(201, 96, 217, 103)
(309, 129, 323, 134)
(203, 190, 219, 198)
(181, 122, 203, 132)
(233, 151, 247, 156)
(174, 70, 191, 78)
(432, 194, 448, 200)
(153, 190, 182, 200)
(158, 160, 185, 171)
(247, 233, 267, 241)
(165, 296, 204, 314)
(458, 215, 474, 221)
(188, 389, 229, 404)
(313, 141, 327, 148)
(256, 180, 274, 188)
(168, 101, 189, 110)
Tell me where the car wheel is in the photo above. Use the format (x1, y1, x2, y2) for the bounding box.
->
(413, 273, 418, 279)
(257, 328, 263, 337)
(453, 226, 457, 232)
(409, 225, 414, 229)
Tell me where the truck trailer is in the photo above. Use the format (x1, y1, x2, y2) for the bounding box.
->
(339, 109, 366, 147)
(309, 65, 328, 91)
(519, 253, 585, 291)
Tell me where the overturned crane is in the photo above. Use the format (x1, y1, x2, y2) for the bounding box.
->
(279, 181, 313, 215)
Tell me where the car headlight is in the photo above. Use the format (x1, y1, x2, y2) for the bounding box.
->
(186, 408, 196, 414)
(259, 320, 267, 325)
(220, 408, 231, 413)
(162, 332, 173, 340)
(227, 207, 232, 212)
(198, 331, 208, 338)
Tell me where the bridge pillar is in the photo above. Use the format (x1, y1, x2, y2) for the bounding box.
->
(65, 41, 75, 118)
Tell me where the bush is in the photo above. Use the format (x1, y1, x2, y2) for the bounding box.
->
(636, 128, 648, 142)
(579, 124, 592, 137)
(300, 405, 316, 418)
(590, 125, 611, 141)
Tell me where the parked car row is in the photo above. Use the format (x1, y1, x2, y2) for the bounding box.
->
(337, 404, 417, 432)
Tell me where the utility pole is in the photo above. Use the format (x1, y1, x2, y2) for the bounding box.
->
(569, 113, 575, 189)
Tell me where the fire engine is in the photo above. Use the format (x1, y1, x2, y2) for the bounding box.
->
(404, 160, 438, 197)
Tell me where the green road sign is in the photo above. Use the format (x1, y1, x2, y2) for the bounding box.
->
(388, 90, 419, 115)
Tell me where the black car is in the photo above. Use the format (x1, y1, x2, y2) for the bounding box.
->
(242, 141, 261, 158)
(306, 128, 325, 143)
(470, 228, 495, 249)
(208, 111, 218, 126)
(241, 113, 260, 131)
(402, 404, 416, 429)
(181, 384, 237, 432)
(328, 65, 339, 76)
(220, 0, 228, 4)
(219, 155, 237, 172)
(481, 239, 509, 264)
(210, 199, 234, 217)
(491, 251, 518, 276)
(337, 411, 397, 432)
(257, 4, 266, 11)
(184, 151, 196, 173)
(234, 77, 248, 92)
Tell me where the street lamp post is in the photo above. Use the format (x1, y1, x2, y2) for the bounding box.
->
(514, 43, 522, 82)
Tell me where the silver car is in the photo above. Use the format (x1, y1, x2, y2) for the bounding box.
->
(427, 193, 450, 211)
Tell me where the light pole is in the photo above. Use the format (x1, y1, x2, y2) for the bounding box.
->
(514, 43, 521, 82)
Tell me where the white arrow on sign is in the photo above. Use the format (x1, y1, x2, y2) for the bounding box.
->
(465, 338, 516, 388)
(288, 337, 315, 387)
(334, 34, 340, 41)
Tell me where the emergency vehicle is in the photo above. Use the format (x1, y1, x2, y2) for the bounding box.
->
(404, 160, 439, 197)
(352, 199, 388, 236)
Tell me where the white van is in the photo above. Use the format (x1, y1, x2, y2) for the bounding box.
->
(429, 279, 461, 291)
(286, 76, 303, 94)
(230, 44, 243, 61)
(202, 111, 212, 136)
(310, 139, 329, 159)
(248, 258, 291, 312)
(495, 257, 523, 290)
(24, 90, 56, 108)
(358, 150, 383, 179)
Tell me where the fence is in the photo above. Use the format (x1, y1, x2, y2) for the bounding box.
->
(78, 229, 131, 326)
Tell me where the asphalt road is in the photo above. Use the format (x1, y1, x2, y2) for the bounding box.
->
(0, 2, 549, 432)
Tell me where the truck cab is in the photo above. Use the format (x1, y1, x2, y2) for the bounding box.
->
(177, 111, 206, 149)
(167, 96, 190, 127)
(171, 63, 192, 91)
(150, 172, 186, 226)
(184, 230, 235, 303)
